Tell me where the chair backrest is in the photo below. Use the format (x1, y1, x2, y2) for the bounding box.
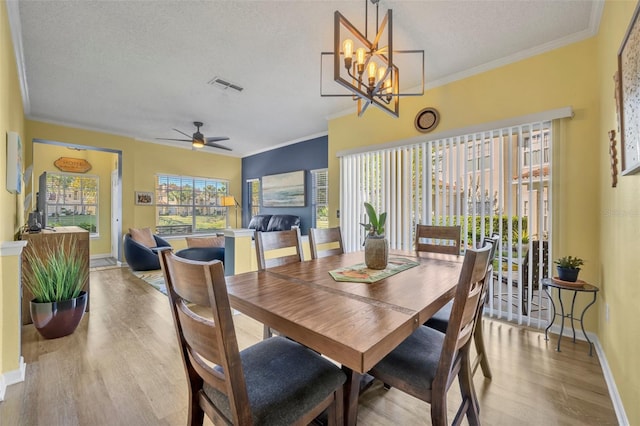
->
(254, 228, 304, 270)
(415, 225, 461, 256)
(522, 240, 549, 287)
(308, 227, 344, 259)
(434, 244, 492, 391)
(482, 233, 500, 262)
(159, 250, 252, 425)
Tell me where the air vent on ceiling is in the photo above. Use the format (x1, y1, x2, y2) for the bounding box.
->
(207, 76, 244, 92)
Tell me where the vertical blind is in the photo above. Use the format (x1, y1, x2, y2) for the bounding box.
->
(339, 120, 555, 326)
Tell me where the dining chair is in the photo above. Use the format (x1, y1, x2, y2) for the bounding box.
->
(254, 228, 304, 338)
(368, 244, 492, 426)
(309, 227, 344, 259)
(159, 250, 346, 426)
(254, 228, 304, 270)
(424, 234, 500, 379)
(415, 224, 461, 256)
(496, 240, 549, 315)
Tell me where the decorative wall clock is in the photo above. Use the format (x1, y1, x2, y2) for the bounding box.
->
(414, 107, 440, 133)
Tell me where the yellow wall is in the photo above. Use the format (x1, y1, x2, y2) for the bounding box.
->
(329, 37, 601, 329)
(25, 120, 243, 257)
(0, 0, 26, 379)
(32, 143, 117, 255)
(598, 1, 640, 423)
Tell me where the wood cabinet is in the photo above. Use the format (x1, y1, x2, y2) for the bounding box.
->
(21, 226, 90, 325)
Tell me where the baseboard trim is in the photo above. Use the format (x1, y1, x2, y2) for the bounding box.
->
(593, 338, 630, 426)
(0, 357, 26, 401)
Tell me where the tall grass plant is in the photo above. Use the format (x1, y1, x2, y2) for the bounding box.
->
(23, 237, 87, 303)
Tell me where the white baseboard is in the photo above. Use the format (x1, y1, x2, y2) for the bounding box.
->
(0, 357, 26, 401)
(593, 338, 630, 426)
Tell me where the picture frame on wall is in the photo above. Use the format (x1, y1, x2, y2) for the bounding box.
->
(135, 191, 154, 205)
(262, 170, 305, 207)
(617, 1, 640, 175)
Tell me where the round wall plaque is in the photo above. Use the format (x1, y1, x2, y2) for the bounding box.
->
(414, 107, 440, 133)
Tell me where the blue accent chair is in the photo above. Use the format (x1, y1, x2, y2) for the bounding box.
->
(123, 233, 171, 271)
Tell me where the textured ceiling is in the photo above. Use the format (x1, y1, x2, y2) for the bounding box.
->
(10, 0, 602, 157)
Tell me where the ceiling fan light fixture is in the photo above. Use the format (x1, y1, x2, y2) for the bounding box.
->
(192, 139, 205, 148)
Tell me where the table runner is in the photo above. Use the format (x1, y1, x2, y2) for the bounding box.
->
(329, 257, 419, 283)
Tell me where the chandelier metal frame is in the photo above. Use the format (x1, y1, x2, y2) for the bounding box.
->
(320, 0, 424, 118)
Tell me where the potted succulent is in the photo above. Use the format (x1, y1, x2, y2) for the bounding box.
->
(361, 202, 388, 269)
(554, 255, 584, 282)
(23, 237, 88, 339)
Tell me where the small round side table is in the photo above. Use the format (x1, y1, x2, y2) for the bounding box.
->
(542, 278, 599, 356)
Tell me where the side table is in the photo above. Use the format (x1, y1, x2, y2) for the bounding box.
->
(542, 278, 599, 356)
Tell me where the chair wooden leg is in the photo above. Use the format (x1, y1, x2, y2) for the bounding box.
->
(430, 388, 448, 426)
(457, 348, 480, 426)
(473, 318, 492, 379)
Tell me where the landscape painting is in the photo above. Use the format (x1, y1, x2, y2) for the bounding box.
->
(262, 170, 305, 207)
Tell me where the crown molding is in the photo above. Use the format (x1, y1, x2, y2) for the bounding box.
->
(6, 0, 30, 114)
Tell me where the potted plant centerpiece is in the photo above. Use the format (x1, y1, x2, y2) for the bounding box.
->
(361, 202, 388, 270)
(554, 255, 584, 282)
(23, 237, 88, 339)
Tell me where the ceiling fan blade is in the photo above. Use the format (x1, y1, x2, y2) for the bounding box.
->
(156, 138, 191, 142)
(205, 142, 232, 151)
(205, 136, 230, 143)
(172, 128, 193, 139)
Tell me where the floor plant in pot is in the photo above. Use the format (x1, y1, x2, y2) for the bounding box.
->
(23, 237, 88, 339)
(554, 255, 584, 282)
(361, 202, 388, 270)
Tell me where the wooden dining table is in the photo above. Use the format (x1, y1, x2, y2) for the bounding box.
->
(225, 250, 463, 425)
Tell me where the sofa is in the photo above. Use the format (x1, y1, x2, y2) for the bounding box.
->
(248, 214, 300, 232)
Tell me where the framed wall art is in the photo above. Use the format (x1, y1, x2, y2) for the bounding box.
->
(617, 1, 640, 175)
(135, 191, 154, 205)
(262, 170, 305, 207)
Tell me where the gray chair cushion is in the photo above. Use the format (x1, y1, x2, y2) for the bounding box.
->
(424, 300, 452, 333)
(369, 325, 444, 395)
(204, 336, 346, 426)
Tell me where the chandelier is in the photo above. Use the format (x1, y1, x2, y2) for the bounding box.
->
(321, 0, 424, 118)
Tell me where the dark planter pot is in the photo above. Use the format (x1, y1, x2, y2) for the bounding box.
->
(365, 236, 388, 270)
(557, 267, 580, 282)
(30, 291, 87, 339)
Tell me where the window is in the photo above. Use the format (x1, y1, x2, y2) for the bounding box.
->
(44, 172, 98, 234)
(247, 179, 261, 218)
(311, 169, 328, 228)
(155, 174, 229, 235)
(467, 140, 491, 170)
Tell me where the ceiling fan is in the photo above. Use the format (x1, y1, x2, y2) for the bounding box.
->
(157, 121, 231, 150)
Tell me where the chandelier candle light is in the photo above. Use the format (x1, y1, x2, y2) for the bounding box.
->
(322, 0, 424, 118)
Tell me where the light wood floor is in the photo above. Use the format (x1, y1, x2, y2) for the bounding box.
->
(1, 267, 618, 425)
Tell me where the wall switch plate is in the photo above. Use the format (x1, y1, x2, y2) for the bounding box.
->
(337, 209, 340, 218)
(605, 303, 610, 322)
